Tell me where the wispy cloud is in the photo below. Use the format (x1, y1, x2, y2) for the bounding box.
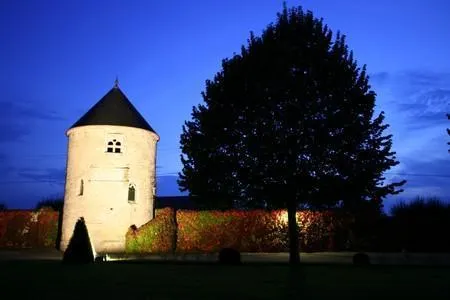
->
(0, 100, 65, 143)
(0, 101, 65, 121)
(18, 167, 66, 185)
(0, 126, 30, 143)
(0, 152, 15, 174)
(372, 70, 450, 202)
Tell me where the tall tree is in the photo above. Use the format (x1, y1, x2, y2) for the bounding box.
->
(179, 5, 405, 264)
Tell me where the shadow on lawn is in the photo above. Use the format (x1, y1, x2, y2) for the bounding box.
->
(102, 258, 450, 272)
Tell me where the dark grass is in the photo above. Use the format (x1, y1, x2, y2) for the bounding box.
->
(0, 261, 449, 299)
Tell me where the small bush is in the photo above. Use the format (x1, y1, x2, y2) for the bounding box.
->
(62, 217, 94, 264)
(352, 252, 370, 265)
(35, 198, 64, 212)
(218, 248, 241, 265)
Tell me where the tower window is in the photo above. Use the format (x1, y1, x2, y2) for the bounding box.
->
(79, 179, 84, 196)
(107, 139, 122, 153)
(107, 141, 113, 153)
(128, 184, 136, 202)
(114, 141, 121, 153)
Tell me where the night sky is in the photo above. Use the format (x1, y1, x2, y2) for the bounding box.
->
(0, 0, 449, 210)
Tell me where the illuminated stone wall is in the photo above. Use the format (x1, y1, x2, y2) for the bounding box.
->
(60, 125, 158, 253)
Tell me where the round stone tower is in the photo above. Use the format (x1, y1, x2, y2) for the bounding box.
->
(60, 81, 159, 254)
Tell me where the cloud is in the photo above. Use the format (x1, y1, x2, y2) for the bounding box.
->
(13, 167, 184, 196)
(0, 100, 65, 143)
(371, 70, 449, 157)
(18, 167, 66, 185)
(399, 89, 450, 120)
(370, 70, 450, 205)
(369, 72, 389, 86)
(385, 157, 450, 210)
(0, 152, 15, 174)
(372, 71, 450, 115)
(0, 126, 31, 143)
(0, 100, 65, 122)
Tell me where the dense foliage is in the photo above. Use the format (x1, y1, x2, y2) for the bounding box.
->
(179, 5, 404, 211)
(0, 208, 59, 248)
(176, 209, 350, 253)
(390, 197, 450, 252)
(35, 197, 64, 212)
(179, 4, 404, 263)
(125, 209, 351, 253)
(125, 208, 177, 254)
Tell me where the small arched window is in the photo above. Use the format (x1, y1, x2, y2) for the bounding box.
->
(79, 179, 84, 196)
(114, 141, 121, 153)
(106, 139, 122, 153)
(128, 184, 136, 202)
(107, 141, 114, 153)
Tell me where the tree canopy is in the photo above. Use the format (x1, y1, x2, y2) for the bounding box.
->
(179, 5, 405, 263)
(179, 5, 404, 211)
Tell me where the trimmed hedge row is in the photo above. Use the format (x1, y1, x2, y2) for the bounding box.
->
(125, 208, 176, 254)
(176, 210, 350, 253)
(126, 209, 351, 253)
(0, 208, 59, 248)
(0, 207, 351, 253)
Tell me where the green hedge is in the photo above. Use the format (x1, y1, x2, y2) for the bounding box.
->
(125, 208, 176, 254)
(0, 208, 59, 248)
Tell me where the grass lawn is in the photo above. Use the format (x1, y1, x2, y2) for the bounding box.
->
(0, 261, 449, 299)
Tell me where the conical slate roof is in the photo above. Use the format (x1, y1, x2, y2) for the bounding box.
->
(70, 84, 156, 133)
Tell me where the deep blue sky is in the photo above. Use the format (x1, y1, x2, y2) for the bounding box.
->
(0, 0, 449, 210)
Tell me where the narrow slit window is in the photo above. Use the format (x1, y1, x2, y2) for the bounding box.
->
(79, 180, 84, 196)
(128, 185, 135, 202)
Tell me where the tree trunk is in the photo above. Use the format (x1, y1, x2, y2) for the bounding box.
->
(287, 198, 300, 265)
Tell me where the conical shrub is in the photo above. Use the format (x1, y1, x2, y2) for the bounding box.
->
(63, 217, 94, 264)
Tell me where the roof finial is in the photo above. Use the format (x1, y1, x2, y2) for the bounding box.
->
(114, 76, 119, 88)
